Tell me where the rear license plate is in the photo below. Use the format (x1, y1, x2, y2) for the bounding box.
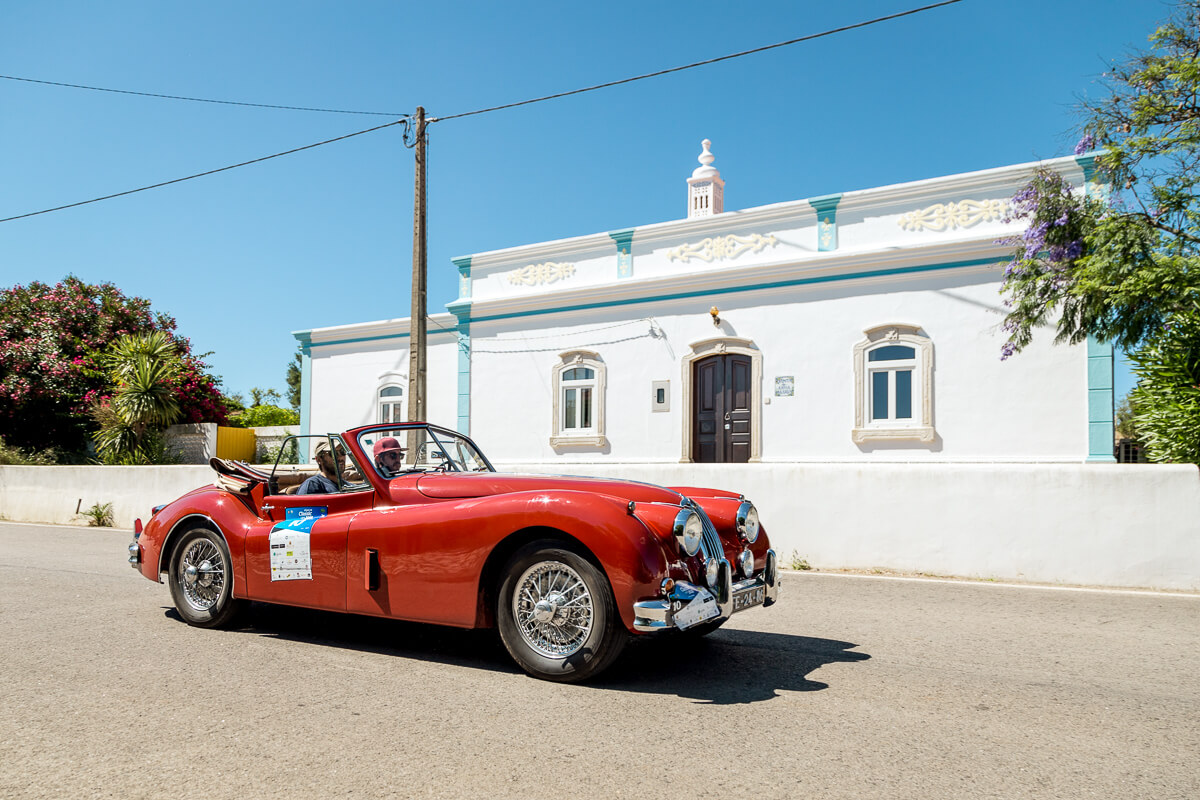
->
(732, 585, 766, 612)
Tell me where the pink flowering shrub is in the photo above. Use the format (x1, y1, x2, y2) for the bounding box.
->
(0, 277, 227, 456)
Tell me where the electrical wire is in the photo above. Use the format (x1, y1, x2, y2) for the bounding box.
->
(0, 118, 408, 224)
(0, 1, 963, 221)
(479, 317, 656, 341)
(431, 0, 965, 122)
(0, 73, 407, 116)
(470, 331, 654, 354)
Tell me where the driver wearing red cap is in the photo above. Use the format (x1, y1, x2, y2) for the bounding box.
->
(372, 437, 406, 478)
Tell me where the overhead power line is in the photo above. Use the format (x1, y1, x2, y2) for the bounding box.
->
(0, 73, 407, 116)
(0, 0, 964, 222)
(432, 0, 965, 122)
(0, 118, 408, 224)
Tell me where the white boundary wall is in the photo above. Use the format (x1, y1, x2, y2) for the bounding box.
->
(1, 463, 1196, 591)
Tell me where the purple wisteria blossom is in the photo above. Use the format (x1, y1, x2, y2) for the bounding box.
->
(1074, 134, 1096, 155)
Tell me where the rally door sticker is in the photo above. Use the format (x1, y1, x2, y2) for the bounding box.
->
(269, 507, 327, 581)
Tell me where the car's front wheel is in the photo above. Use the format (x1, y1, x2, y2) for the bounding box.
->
(497, 541, 626, 682)
(168, 527, 244, 628)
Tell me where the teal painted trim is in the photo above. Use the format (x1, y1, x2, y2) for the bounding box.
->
(1086, 334, 1116, 462)
(1074, 153, 1099, 186)
(455, 311, 471, 435)
(467, 256, 1000, 325)
(609, 228, 635, 279)
(310, 331, 411, 349)
(808, 194, 841, 213)
(1074, 151, 1113, 203)
(293, 331, 313, 438)
(808, 194, 842, 252)
(452, 255, 472, 300)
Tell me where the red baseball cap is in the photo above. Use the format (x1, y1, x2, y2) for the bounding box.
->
(373, 437, 405, 457)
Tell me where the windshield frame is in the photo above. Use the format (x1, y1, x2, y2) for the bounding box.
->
(354, 423, 495, 479)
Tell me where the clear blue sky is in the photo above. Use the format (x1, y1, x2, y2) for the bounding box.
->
(1, 0, 1165, 403)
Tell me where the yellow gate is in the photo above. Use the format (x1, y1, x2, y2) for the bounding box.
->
(216, 427, 256, 461)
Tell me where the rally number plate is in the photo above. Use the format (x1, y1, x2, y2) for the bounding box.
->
(673, 592, 720, 630)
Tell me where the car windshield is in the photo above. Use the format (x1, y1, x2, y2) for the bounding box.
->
(357, 425, 494, 478)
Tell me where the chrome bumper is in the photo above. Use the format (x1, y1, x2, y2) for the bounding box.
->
(633, 548, 779, 632)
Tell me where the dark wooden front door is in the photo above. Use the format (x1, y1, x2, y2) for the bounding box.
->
(692, 354, 751, 463)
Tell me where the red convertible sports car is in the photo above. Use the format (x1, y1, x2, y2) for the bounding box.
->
(128, 422, 779, 682)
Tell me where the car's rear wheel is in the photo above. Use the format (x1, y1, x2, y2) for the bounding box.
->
(168, 527, 244, 628)
(497, 541, 626, 682)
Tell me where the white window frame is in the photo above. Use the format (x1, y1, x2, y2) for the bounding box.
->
(378, 383, 405, 425)
(852, 324, 935, 443)
(550, 350, 607, 449)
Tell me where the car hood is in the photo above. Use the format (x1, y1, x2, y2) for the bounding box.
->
(414, 472, 684, 504)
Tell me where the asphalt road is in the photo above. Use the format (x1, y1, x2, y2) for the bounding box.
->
(2, 521, 1198, 800)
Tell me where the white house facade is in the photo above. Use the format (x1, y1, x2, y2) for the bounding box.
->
(296, 146, 1115, 467)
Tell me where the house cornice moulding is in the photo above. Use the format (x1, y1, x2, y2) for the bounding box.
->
(463, 235, 1009, 324)
(462, 233, 617, 275)
(837, 157, 1085, 215)
(304, 312, 460, 349)
(458, 155, 1086, 272)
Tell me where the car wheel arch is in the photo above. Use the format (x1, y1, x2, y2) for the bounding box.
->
(158, 514, 226, 579)
(475, 526, 610, 628)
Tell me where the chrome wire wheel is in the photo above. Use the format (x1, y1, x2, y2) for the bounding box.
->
(177, 537, 226, 613)
(512, 560, 594, 659)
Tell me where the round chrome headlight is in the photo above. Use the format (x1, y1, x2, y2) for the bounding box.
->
(736, 501, 760, 543)
(738, 548, 755, 578)
(706, 557, 721, 588)
(673, 508, 703, 557)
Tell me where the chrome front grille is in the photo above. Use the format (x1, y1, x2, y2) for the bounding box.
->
(683, 497, 726, 562)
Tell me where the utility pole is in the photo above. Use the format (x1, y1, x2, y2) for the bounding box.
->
(407, 106, 427, 430)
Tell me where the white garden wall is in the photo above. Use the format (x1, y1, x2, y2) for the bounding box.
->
(1, 462, 1195, 591)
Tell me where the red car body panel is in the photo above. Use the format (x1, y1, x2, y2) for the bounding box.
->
(135, 423, 772, 637)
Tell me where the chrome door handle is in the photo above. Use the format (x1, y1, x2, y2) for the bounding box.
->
(261, 504, 275, 512)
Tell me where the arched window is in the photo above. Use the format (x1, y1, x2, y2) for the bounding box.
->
(379, 385, 404, 424)
(853, 325, 935, 443)
(560, 367, 595, 431)
(550, 351, 607, 448)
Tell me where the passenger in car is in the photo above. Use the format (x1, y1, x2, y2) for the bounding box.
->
(372, 436, 406, 478)
(298, 440, 344, 495)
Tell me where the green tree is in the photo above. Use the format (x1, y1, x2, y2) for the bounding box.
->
(1127, 300, 1200, 462)
(1000, 1, 1200, 462)
(1114, 394, 1141, 441)
(286, 347, 302, 411)
(227, 404, 300, 428)
(248, 386, 282, 407)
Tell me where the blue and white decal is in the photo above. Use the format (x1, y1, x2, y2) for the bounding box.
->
(269, 507, 326, 581)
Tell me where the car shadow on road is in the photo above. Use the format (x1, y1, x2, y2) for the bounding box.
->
(163, 603, 520, 675)
(595, 628, 871, 704)
(163, 605, 868, 703)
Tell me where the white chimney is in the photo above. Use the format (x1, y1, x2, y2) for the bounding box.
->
(687, 138, 724, 219)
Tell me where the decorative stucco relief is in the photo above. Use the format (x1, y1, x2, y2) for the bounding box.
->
(898, 199, 1006, 232)
(506, 262, 576, 286)
(819, 219, 836, 249)
(666, 233, 779, 264)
